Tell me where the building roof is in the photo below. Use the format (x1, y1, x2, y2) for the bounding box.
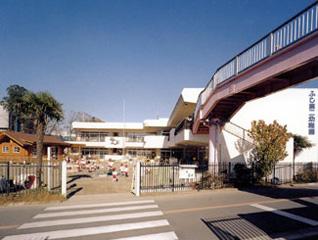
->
(168, 88, 203, 127)
(72, 122, 144, 130)
(143, 118, 169, 127)
(0, 131, 70, 147)
(72, 118, 169, 131)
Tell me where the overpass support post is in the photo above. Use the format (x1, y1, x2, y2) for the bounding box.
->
(208, 119, 221, 176)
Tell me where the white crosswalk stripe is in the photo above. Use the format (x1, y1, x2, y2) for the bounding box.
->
(34, 204, 159, 219)
(3, 220, 170, 240)
(110, 231, 179, 240)
(3, 199, 178, 240)
(44, 200, 155, 211)
(19, 211, 164, 229)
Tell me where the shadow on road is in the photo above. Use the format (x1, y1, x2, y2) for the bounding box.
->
(203, 202, 318, 239)
(67, 187, 83, 199)
(67, 174, 92, 184)
(203, 184, 318, 239)
(237, 184, 318, 199)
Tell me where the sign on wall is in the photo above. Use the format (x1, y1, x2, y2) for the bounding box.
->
(179, 168, 195, 179)
(308, 90, 316, 135)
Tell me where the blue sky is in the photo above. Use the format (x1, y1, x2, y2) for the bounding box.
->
(0, 0, 316, 121)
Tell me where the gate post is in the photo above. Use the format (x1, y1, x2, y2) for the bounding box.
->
(6, 162, 10, 195)
(135, 161, 141, 196)
(47, 147, 51, 191)
(172, 165, 175, 192)
(61, 160, 67, 197)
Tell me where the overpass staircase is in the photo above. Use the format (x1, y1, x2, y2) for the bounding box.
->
(223, 121, 255, 163)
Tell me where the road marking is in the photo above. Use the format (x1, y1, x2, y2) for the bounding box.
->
(20, 211, 163, 229)
(164, 196, 318, 215)
(34, 204, 159, 219)
(164, 199, 288, 215)
(250, 203, 318, 226)
(45, 200, 155, 211)
(0, 224, 19, 230)
(110, 231, 178, 240)
(3, 220, 170, 240)
(299, 196, 318, 205)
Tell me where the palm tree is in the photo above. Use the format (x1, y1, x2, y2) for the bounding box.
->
(292, 134, 313, 181)
(24, 91, 63, 186)
(1, 85, 64, 187)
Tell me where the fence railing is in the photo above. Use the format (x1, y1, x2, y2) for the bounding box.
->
(136, 161, 318, 194)
(0, 162, 62, 196)
(139, 163, 232, 193)
(223, 121, 254, 144)
(270, 162, 318, 184)
(194, 2, 318, 120)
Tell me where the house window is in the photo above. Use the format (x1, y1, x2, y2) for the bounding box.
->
(31, 146, 37, 156)
(13, 146, 20, 153)
(2, 146, 9, 153)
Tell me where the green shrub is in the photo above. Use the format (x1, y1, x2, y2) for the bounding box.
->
(233, 163, 252, 187)
(295, 169, 318, 183)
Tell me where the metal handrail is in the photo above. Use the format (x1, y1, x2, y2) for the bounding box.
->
(194, 2, 318, 120)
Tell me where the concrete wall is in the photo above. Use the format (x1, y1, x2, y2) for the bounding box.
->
(222, 88, 318, 164)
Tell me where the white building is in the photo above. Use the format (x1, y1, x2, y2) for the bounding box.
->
(222, 88, 318, 165)
(0, 106, 9, 131)
(69, 88, 209, 163)
(69, 87, 317, 165)
(68, 118, 169, 161)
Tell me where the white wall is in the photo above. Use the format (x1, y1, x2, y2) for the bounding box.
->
(0, 106, 9, 130)
(222, 88, 318, 164)
(144, 135, 166, 149)
(168, 129, 208, 147)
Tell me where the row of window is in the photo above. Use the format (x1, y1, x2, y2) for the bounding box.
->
(2, 146, 20, 153)
(75, 132, 157, 142)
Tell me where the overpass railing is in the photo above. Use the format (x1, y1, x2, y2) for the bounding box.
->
(194, 2, 318, 120)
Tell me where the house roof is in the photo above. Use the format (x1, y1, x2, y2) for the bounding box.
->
(72, 118, 169, 131)
(0, 131, 70, 147)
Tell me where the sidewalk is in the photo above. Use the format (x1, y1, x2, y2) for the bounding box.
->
(67, 172, 132, 197)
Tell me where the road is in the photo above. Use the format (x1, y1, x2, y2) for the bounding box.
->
(1, 183, 318, 240)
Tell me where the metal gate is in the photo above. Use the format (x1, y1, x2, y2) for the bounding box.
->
(140, 164, 192, 192)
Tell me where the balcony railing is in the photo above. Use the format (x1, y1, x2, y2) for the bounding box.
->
(194, 2, 318, 120)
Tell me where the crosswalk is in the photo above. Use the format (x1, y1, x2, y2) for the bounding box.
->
(2, 199, 178, 240)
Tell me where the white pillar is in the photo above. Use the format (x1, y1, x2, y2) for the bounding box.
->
(208, 123, 219, 175)
(61, 160, 67, 197)
(47, 147, 51, 191)
(135, 161, 141, 197)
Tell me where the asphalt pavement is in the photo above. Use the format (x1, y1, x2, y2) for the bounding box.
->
(0, 183, 318, 240)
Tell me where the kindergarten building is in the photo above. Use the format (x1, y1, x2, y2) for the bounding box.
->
(68, 87, 318, 166)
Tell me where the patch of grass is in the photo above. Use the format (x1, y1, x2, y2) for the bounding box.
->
(0, 189, 65, 206)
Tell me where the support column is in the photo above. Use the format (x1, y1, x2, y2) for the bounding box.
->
(208, 119, 221, 175)
(135, 161, 141, 197)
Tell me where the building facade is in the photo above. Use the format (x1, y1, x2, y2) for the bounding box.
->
(68, 87, 318, 166)
(68, 88, 209, 163)
(221, 88, 318, 165)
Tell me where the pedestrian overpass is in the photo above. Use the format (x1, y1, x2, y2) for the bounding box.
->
(192, 3, 318, 166)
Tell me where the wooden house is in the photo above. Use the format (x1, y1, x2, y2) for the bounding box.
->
(0, 131, 70, 162)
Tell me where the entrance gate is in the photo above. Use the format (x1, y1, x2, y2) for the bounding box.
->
(138, 163, 231, 193)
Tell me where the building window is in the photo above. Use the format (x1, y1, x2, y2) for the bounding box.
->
(2, 146, 9, 153)
(31, 146, 37, 156)
(13, 146, 20, 153)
